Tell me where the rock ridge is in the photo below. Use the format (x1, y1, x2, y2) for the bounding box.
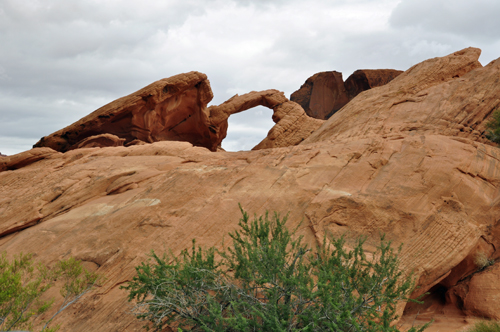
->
(303, 47, 497, 145)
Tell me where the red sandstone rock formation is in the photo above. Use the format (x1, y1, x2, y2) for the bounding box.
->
(34, 74, 322, 153)
(34, 71, 216, 152)
(290, 71, 349, 120)
(1, 47, 500, 332)
(206, 90, 324, 151)
(304, 48, 492, 144)
(71, 133, 126, 150)
(0, 147, 60, 173)
(291, 69, 403, 120)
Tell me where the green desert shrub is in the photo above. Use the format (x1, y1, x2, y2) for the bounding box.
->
(485, 109, 500, 143)
(0, 252, 102, 332)
(468, 320, 500, 332)
(124, 206, 428, 332)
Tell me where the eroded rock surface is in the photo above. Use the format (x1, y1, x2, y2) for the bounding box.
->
(304, 48, 493, 144)
(1, 47, 500, 331)
(0, 147, 60, 173)
(34, 71, 216, 152)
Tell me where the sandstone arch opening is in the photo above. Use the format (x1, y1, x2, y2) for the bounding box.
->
(221, 106, 274, 151)
(33, 73, 325, 153)
(207, 89, 325, 151)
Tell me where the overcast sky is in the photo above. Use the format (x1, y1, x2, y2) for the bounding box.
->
(1, 0, 500, 155)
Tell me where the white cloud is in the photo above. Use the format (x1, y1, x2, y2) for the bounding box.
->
(390, 0, 500, 41)
(0, 0, 499, 155)
(404, 39, 453, 58)
(0, 137, 38, 156)
(222, 109, 274, 152)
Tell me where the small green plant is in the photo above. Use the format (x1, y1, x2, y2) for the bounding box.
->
(485, 109, 500, 143)
(124, 206, 429, 332)
(474, 252, 495, 270)
(467, 320, 500, 332)
(0, 252, 102, 332)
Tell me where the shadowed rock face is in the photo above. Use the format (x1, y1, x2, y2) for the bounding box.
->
(290, 71, 349, 120)
(1, 48, 500, 332)
(291, 69, 403, 120)
(344, 69, 403, 100)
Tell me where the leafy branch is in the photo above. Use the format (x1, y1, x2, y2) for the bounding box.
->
(0, 253, 103, 332)
(124, 206, 430, 332)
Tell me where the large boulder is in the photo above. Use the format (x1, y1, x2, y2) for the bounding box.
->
(290, 71, 349, 120)
(291, 69, 403, 120)
(1, 47, 500, 331)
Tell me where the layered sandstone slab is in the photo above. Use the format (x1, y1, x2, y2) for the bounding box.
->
(1, 136, 499, 331)
(1, 48, 500, 331)
(0, 147, 61, 173)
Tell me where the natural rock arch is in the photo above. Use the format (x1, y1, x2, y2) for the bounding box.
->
(34, 72, 324, 153)
(207, 89, 324, 151)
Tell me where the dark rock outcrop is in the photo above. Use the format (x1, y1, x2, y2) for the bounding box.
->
(290, 71, 349, 120)
(344, 69, 403, 100)
(291, 69, 403, 120)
